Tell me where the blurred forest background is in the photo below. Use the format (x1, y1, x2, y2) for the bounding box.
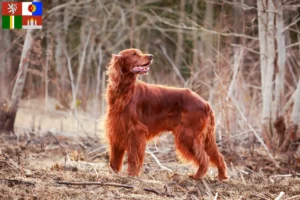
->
(1, 0, 300, 160)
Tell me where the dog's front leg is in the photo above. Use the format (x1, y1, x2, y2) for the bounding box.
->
(127, 124, 147, 176)
(109, 143, 126, 173)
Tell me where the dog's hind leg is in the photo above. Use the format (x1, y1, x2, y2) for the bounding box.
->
(191, 137, 210, 180)
(204, 111, 228, 180)
(205, 142, 228, 180)
(174, 127, 209, 180)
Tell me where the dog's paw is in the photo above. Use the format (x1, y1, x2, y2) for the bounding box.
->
(218, 173, 229, 181)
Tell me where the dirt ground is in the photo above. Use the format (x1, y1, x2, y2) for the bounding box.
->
(1, 103, 300, 200)
(1, 131, 300, 200)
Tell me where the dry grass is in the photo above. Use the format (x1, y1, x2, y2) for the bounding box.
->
(0, 100, 299, 199)
(1, 131, 300, 200)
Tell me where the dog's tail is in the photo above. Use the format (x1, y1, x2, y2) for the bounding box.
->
(203, 103, 216, 147)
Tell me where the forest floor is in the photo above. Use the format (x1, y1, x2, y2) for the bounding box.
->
(1, 101, 300, 200)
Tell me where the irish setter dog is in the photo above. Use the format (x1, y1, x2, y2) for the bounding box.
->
(105, 49, 228, 181)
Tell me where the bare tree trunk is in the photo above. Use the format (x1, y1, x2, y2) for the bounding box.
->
(227, 0, 244, 100)
(257, 0, 268, 92)
(73, 27, 91, 110)
(203, 1, 214, 103)
(225, 1, 245, 138)
(44, 33, 50, 112)
(280, 79, 300, 152)
(174, 0, 185, 69)
(0, 30, 33, 134)
(0, 25, 12, 99)
(94, 45, 102, 118)
(101, 72, 106, 117)
(273, 0, 286, 148)
(259, 0, 276, 150)
(130, 0, 136, 48)
(54, 0, 68, 109)
(191, 0, 199, 88)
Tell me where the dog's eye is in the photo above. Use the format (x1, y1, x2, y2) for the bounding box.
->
(132, 52, 136, 56)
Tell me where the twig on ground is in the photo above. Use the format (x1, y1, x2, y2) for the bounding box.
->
(230, 96, 280, 168)
(57, 181, 133, 188)
(270, 174, 292, 178)
(91, 151, 107, 160)
(164, 185, 175, 197)
(56, 180, 168, 196)
(77, 141, 87, 150)
(146, 148, 173, 173)
(93, 167, 99, 179)
(243, 166, 267, 181)
(202, 179, 213, 198)
(143, 188, 162, 196)
(0, 178, 35, 186)
(213, 192, 218, 200)
(0, 150, 23, 173)
(196, 185, 203, 199)
(239, 170, 246, 184)
(87, 146, 107, 155)
(286, 195, 300, 200)
(129, 177, 163, 196)
(48, 131, 65, 150)
(275, 192, 285, 200)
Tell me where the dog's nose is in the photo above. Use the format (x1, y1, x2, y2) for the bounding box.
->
(148, 54, 153, 60)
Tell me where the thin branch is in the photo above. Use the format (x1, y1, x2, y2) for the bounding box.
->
(129, 177, 163, 196)
(213, 192, 219, 200)
(160, 45, 185, 84)
(47, 131, 65, 150)
(226, 47, 244, 101)
(57, 181, 166, 196)
(285, 41, 300, 49)
(0, 150, 29, 174)
(71, 112, 91, 137)
(229, 97, 280, 167)
(222, 0, 257, 11)
(146, 148, 173, 173)
(230, 44, 262, 55)
(202, 179, 213, 198)
(243, 166, 267, 181)
(63, 46, 76, 111)
(151, 9, 258, 41)
(275, 192, 285, 200)
(74, 27, 92, 110)
(283, 17, 300, 33)
(286, 195, 300, 200)
(57, 181, 133, 188)
(0, 178, 35, 186)
(283, 4, 300, 10)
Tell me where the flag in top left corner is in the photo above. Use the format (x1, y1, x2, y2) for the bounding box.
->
(2, 2, 22, 15)
(2, 2, 22, 29)
(2, 2, 43, 29)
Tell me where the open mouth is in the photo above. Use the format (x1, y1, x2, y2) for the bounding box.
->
(132, 61, 152, 74)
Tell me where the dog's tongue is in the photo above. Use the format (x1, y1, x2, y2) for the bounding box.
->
(132, 66, 150, 73)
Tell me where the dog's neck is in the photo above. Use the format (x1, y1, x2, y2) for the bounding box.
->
(108, 72, 137, 95)
(107, 73, 137, 110)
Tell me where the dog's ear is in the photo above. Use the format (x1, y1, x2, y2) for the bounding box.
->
(112, 54, 123, 63)
(107, 54, 123, 89)
(106, 54, 122, 69)
(112, 54, 122, 59)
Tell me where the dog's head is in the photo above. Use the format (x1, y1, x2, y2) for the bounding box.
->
(112, 49, 153, 75)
